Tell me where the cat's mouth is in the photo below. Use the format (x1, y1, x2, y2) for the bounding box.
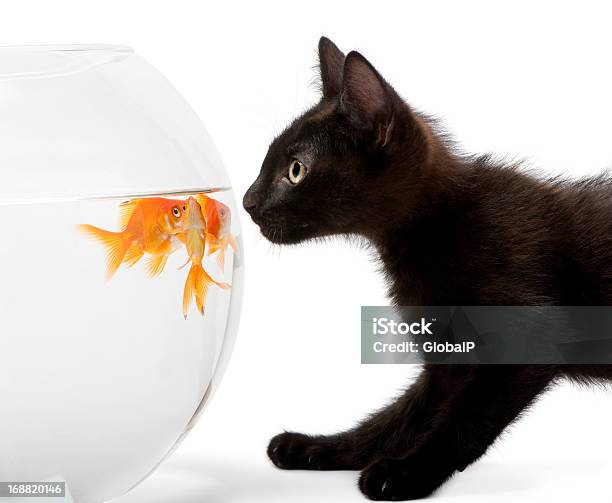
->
(258, 221, 313, 244)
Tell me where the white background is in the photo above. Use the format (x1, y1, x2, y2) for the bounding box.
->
(3, 1, 612, 502)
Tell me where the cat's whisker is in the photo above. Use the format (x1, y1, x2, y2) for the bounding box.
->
(266, 241, 275, 257)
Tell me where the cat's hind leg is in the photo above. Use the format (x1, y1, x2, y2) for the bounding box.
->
(358, 365, 558, 500)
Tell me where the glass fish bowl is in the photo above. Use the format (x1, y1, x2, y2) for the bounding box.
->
(0, 45, 243, 502)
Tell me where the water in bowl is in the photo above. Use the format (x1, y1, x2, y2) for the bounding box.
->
(0, 188, 240, 503)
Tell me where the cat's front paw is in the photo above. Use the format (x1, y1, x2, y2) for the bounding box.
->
(268, 432, 358, 470)
(359, 458, 448, 501)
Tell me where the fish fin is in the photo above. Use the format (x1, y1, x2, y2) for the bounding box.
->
(195, 266, 209, 316)
(146, 254, 168, 278)
(183, 264, 197, 319)
(177, 256, 190, 270)
(207, 270, 231, 291)
(195, 194, 210, 210)
(123, 243, 144, 267)
(215, 280, 231, 290)
(228, 234, 239, 257)
(77, 224, 129, 279)
(118, 199, 140, 231)
(184, 264, 209, 316)
(216, 249, 226, 271)
(183, 263, 230, 318)
(196, 266, 231, 312)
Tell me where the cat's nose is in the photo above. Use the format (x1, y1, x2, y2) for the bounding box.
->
(242, 189, 258, 214)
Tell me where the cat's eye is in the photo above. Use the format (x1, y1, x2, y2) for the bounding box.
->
(288, 159, 307, 184)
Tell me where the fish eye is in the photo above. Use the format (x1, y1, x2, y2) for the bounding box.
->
(220, 208, 226, 218)
(288, 159, 307, 185)
(172, 206, 181, 218)
(183, 205, 186, 211)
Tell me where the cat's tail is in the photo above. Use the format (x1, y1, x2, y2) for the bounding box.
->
(76, 224, 131, 279)
(182, 262, 230, 318)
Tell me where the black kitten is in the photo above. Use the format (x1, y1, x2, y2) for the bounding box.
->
(244, 37, 612, 500)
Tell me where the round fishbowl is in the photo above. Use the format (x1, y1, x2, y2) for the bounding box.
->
(0, 45, 243, 502)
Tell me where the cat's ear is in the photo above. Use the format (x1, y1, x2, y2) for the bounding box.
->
(341, 51, 395, 147)
(318, 36, 345, 99)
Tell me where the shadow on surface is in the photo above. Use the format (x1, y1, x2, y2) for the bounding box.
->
(440, 459, 603, 499)
(117, 454, 601, 502)
(115, 454, 357, 503)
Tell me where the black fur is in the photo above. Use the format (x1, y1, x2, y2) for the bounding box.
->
(244, 37, 612, 500)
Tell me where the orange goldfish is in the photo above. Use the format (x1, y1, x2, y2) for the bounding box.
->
(77, 197, 190, 279)
(196, 194, 239, 271)
(181, 197, 230, 318)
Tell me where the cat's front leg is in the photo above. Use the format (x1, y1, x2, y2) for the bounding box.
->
(358, 364, 558, 500)
(268, 367, 455, 471)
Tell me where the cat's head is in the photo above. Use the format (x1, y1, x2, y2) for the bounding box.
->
(244, 37, 434, 244)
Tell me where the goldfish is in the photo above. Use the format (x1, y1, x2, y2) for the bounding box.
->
(196, 194, 239, 271)
(77, 197, 190, 279)
(78, 193, 233, 319)
(181, 197, 230, 318)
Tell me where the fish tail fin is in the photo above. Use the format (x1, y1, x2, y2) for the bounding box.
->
(183, 264, 199, 318)
(194, 265, 210, 316)
(182, 263, 231, 319)
(77, 224, 130, 279)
